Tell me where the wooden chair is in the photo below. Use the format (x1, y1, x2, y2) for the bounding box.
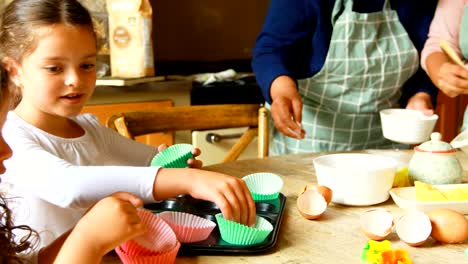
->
(107, 104, 269, 163)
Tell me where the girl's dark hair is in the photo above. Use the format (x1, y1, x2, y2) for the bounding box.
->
(0, 0, 95, 61)
(0, 195, 38, 264)
(0, 66, 37, 263)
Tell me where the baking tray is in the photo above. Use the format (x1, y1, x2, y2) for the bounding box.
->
(144, 193, 286, 255)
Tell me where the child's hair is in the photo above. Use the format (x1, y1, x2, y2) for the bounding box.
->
(0, 65, 37, 263)
(0, 0, 95, 62)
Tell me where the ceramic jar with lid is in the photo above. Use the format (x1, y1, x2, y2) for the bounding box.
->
(408, 132, 463, 185)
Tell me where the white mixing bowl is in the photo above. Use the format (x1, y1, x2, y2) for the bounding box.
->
(313, 153, 398, 206)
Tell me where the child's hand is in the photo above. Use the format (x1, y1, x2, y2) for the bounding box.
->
(157, 144, 203, 168)
(190, 170, 256, 226)
(188, 147, 203, 168)
(73, 192, 145, 255)
(154, 168, 256, 227)
(187, 170, 256, 226)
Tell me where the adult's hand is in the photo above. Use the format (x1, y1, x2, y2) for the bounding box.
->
(405, 92, 434, 116)
(426, 51, 468, 98)
(270, 75, 305, 139)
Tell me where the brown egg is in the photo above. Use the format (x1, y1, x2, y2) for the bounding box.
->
(300, 184, 333, 205)
(297, 189, 328, 220)
(428, 208, 468, 244)
(360, 208, 394, 240)
(395, 211, 432, 247)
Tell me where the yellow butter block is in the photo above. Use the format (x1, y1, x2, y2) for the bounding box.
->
(445, 188, 468, 201)
(415, 181, 448, 202)
(393, 167, 411, 188)
(415, 181, 468, 202)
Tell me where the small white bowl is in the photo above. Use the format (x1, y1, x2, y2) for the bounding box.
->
(313, 153, 398, 206)
(380, 108, 438, 144)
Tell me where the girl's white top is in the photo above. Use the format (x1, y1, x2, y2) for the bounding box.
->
(1, 112, 160, 252)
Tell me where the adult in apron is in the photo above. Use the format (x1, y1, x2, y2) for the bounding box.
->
(271, 0, 419, 154)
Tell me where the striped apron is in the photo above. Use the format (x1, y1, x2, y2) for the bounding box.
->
(271, 0, 419, 154)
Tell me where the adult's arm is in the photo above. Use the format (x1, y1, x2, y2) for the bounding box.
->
(398, 0, 440, 107)
(252, 0, 317, 103)
(420, 0, 466, 71)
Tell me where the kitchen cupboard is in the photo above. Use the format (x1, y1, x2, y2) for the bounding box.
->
(82, 100, 174, 147)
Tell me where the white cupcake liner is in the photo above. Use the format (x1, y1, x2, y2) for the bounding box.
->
(242, 172, 284, 201)
(158, 211, 216, 243)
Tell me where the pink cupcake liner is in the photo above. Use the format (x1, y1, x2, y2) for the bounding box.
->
(158, 211, 216, 243)
(116, 242, 180, 264)
(120, 209, 178, 256)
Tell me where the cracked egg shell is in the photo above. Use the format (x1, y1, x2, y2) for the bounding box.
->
(360, 208, 394, 240)
(300, 184, 333, 205)
(297, 189, 328, 220)
(428, 208, 468, 244)
(396, 211, 432, 247)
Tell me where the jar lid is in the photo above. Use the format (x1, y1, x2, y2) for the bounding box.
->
(414, 132, 456, 153)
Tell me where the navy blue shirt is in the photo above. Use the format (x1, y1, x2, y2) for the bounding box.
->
(252, 0, 438, 107)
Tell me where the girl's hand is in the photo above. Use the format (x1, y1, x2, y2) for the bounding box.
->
(436, 62, 468, 97)
(270, 75, 305, 139)
(153, 168, 256, 227)
(157, 144, 203, 168)
(405, 92, 434, 116)
(187, 147, 203, 168)
(187, 170, 256, 227)
(72, 192, 145, 256)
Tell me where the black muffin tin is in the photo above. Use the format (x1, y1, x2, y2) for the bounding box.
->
(144, 193, 286, 255)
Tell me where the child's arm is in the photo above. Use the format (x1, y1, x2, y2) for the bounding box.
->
(153, 168, 257, 226)
(52, 192, 145, 264)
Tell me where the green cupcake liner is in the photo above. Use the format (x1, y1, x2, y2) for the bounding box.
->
(151, 144, 194, 168)
(215, 213, 273, 245)
(242, 172, 283, 201)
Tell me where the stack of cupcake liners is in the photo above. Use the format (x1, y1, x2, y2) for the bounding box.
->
(150, 143, 194, 168)
(116, 209, 180, 264)
(242, 172, 284, 201)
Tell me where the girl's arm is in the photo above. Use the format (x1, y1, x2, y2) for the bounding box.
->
(398, 1, 440, 109)
(36, 193, 144, 264)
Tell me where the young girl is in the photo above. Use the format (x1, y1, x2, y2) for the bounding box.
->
(0, 0, 256, 253)
(1, 65, 144, 263)
(421, 0, 468, 130)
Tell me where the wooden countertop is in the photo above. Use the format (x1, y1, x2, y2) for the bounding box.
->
(103, 149, 468, 264)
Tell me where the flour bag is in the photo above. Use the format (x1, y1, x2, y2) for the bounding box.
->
(106, 0, 155, 77)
